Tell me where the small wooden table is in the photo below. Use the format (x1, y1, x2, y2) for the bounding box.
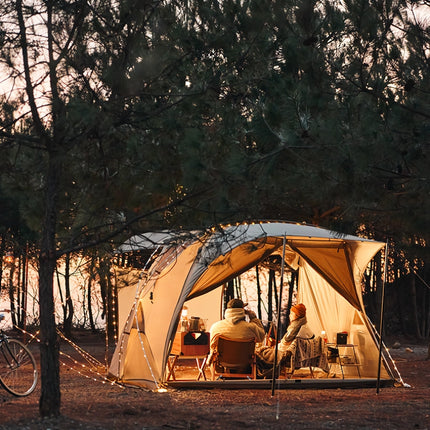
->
(167, 331, 210, 381)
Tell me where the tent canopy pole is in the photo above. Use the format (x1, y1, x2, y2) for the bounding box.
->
(271, 235, 287, 396)
(376, 241, 389, 393)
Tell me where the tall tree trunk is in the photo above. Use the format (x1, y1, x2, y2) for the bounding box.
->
(16, 256, 21, 326)
(19, 248, 29, 340)
(410, 273, 422, 339)
(0, 233, 4, 295)
(86, 257, 97, 333)
(421, 279, 427, 338)
(87, 276, 96, 333)
(234, 277, 241, 299)
(394, 270, 407, 335)
(224, 280, 235, 308)
(63, 253, 74, 338)
(373, 254, 383, 334)
(39, 253, 60, 417)
(56, 268, 64, 324)
(272, 269, 278, 317)
(8, 262, 16, 327)
(99, 259, 117, 344)
(19, 251, 28, 331)
(38, 155, 61, 417)
(256, 265, 262, 321)
(285, 271, 296, 333)
(86, 256, 98, 332)
(267, 270, 273, 323)
(426, 277, 430, 339)
(15, 0, 62, 416)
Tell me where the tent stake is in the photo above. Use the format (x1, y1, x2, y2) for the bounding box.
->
(271, 235, 287, 396)
(376, 241, 388, 394)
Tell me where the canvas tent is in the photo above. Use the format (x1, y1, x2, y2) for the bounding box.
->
(109, 221, 399, 390)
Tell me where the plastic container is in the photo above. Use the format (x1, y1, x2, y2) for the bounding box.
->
(189, 317, 200, 332)
(180, 317, 189, 332)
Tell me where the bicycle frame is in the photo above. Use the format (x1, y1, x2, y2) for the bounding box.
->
(0, 332, 21, 369)
(0, 313, 38, 396)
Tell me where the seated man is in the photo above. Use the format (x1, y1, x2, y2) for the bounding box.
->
(256, 303, 314, 377)
(209, 298, 265, 356)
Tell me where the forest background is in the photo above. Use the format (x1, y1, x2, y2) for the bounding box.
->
(0, 0, 429, 419)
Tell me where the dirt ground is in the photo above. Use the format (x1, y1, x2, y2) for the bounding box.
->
(0, 331, 429, 430)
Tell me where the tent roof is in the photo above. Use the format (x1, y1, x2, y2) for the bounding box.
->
(117, 222, 384, 310)
(179, 223, 384, 310)
(117, 230, 201, 253)
(118, 222, 380, 252)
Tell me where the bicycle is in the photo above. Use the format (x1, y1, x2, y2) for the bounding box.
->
(0, 311, 38, 396)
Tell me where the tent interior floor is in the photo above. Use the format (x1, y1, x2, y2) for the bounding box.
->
(166, 378, 394, 390)
(164, 360, 393, 390)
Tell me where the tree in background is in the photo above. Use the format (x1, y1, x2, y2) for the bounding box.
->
(0, 0, 199, 416)
(0, 0, 428, 418)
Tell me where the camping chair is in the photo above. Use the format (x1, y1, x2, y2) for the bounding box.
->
(209, 335, 257, 380)
(283, 336, 329, 379)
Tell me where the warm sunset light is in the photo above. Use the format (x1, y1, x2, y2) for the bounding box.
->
(0, 0, 428, 427)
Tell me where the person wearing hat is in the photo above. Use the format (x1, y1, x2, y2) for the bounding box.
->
(278, 303, 314, 353)
(255, 303, 314, 377)
(209, 298, 265, 354)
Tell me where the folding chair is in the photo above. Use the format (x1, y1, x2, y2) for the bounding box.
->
(210, 336, 257, 380)
(284, 336, 329, 379)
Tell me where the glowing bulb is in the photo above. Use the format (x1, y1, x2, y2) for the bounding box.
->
(3, 253, 14, 265)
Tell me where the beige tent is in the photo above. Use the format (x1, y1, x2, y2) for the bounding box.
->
(109, 221, 399, 389)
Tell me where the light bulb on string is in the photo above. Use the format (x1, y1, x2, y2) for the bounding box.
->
(3, 252, 14, 265)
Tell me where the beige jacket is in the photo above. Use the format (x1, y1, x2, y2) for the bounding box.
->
(209, 308, 265, 352)
(278, 316, 314, 353)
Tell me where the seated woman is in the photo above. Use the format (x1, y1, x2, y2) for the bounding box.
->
(256, 303, 314, 377)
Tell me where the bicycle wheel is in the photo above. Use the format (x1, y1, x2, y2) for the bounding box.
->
(0, 339, 38, 396)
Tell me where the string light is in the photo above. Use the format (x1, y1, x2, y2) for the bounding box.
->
(57, 330, 104, 369)
(13, 326, 126, 389)
(59, 360, 125, 388)
(106, 267, 120, 367)
(115, 247, 162, 388)
(3, 252, 14, 265)
(367, 319, 409, 387)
